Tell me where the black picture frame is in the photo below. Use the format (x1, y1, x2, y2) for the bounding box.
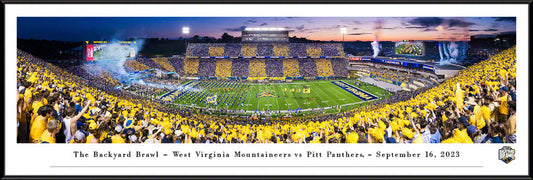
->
(2, 0, 531, 180)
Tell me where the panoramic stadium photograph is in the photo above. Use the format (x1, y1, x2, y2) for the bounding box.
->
(16, 17, 516, 144)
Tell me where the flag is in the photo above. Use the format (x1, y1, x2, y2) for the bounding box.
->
(455, 83, 464, 109)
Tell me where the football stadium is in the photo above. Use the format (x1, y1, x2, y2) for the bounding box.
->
(16, 17, 517, 144)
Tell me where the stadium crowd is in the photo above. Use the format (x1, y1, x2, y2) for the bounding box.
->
(248, 59, 267, 77)
(208, 46, 225, 57)
(197, 59, 217, 77)
(124, 59, 150, 72)
(179, 58, 346, 78)
(315, 59, 335, 77)
(273, 45, 289, 57)
(282, 59, 300, 77)
(331, 58, 349, 76)
(298, 59, 319, 77)
(257, 44, 274, 56)
(306, 48, 322, 57)
(168, 57, 185, 75)
(265, 59, 284, 77)
(183, 59, 199, 76)
(137, 57, 165, 71)
(151, 57, 176, 72)
(187, 43, 342, 58)
(215, 59, 233, 78)
(368, 68, 414, 84)
(241, 45, 257, 57)
(289, 44, 307, 57)
(17, 45, 516, 144)
(223, 44, 240, 57)
(231, 59, 250, 77)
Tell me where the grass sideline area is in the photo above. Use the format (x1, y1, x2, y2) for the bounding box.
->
(168, 80, 391, 114)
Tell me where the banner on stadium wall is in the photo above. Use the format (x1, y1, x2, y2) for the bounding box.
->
(423, 65, 436, 71)
(86, 44, 94, 61)
(382, 59, 403, 66)
(349, 57, 362, 61)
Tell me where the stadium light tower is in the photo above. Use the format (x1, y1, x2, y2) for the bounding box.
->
(182, 27, 190, 54)
(182, 27, 190, 35)
(340, 27, 347, 46)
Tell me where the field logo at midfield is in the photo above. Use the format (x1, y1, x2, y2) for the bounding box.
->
(330, 81, 379, 101)
(257, 90, 278, 98)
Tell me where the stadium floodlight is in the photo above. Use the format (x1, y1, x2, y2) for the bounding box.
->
(245, 27, 286, 31)
(182, 27, 190, 34)
(340, 27, 347, 34)
(340, 27, 347, 47)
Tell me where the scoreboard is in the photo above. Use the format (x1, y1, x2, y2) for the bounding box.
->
(395, 40, 425, 56)
(242, 28, 289, 43)
(83, 41, 137, 61)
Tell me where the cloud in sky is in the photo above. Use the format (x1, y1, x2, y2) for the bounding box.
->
(422, 28, 438, 32)
(244, 19, 258, 24)
(447, 18, 475, 28)
(340, 19, 363, 25)
(407, 17, 444, 27)
(494, 17, 516, 23)
(405, 26, 426, 29)
(484, 28, 498, 32)
(348, 33, 372, 36)
(223, 26, 247, 32)
(406, 17, 475, 28)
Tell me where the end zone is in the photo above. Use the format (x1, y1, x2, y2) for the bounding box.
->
(330, 81, 379, 101)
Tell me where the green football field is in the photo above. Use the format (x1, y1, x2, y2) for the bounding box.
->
(163, 80, 391, 114)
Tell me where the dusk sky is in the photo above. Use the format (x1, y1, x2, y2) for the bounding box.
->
(18, 17, 516, 42)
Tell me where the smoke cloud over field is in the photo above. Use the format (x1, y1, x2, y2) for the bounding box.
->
(84, 39, 144, 77)
(371, 18, 383, 58)
(81, 39, 203, 92)
(438, 41, 468, 65)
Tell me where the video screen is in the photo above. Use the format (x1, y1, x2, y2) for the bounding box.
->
(395, 41, 424, 56)
(86, 41, 136, 61)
